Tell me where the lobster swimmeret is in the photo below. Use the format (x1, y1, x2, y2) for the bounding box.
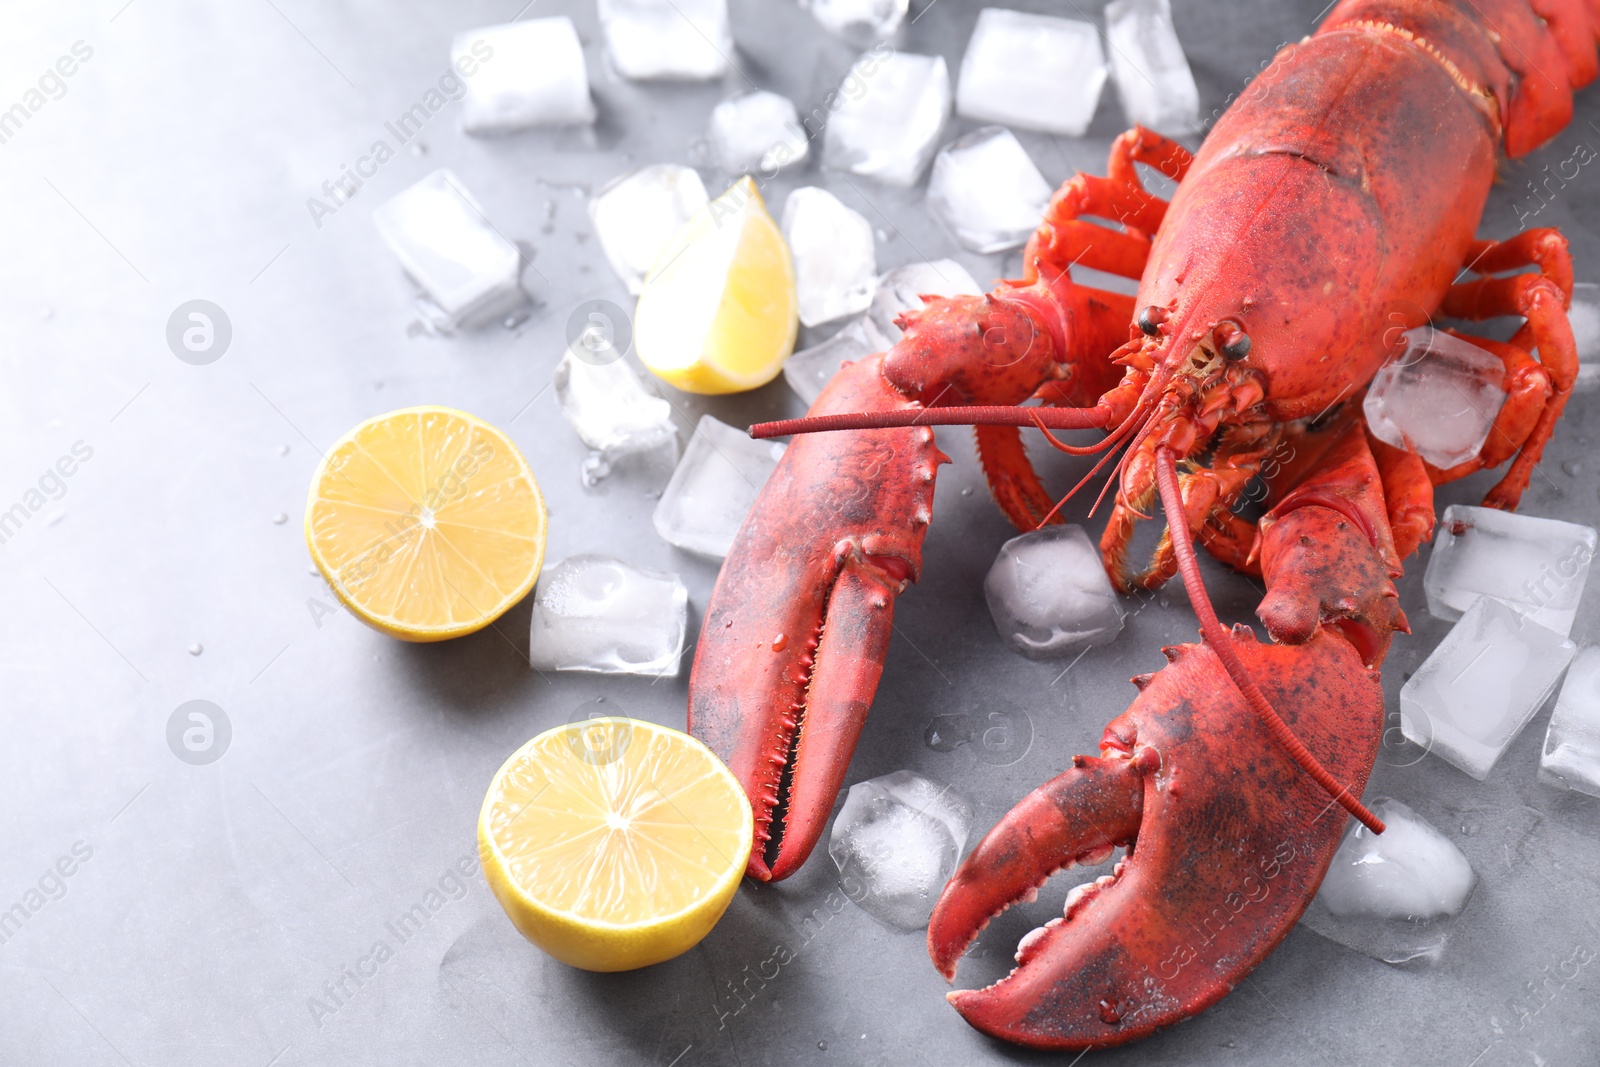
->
(689, 0, 1590, 1049)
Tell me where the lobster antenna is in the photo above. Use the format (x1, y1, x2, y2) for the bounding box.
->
(1152, 446, 1385, 834)
(1034, 440, 1124, 528)
(748, 405, 1109, 440)
(1086, 364, 1176, 520)
(1089, 408, 1162, 521)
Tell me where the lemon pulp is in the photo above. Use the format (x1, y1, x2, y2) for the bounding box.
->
(634, 176, 798, 394)
(304, 406, 546, 641)
(479, 718, 753, 971)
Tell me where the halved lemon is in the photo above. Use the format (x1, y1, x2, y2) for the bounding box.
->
(479, 718, 753, 971)
(305, 406, 546, 641)
(634, 176, 798, 394)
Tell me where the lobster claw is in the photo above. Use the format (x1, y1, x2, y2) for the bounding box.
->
(688, 353, 946, 881)
(928, 629, 1383, 1049)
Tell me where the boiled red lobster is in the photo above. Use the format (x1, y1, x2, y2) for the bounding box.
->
(689, 0, 1589, 1048)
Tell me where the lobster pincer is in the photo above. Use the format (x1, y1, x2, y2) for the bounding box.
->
(927, 630, 1384, 1048)
(689, 288, 1130, 880)
(687, 351, 941, 881)
(927, 423, 1409, 1048)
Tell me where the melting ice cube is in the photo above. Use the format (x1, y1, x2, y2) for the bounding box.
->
(984, 525, 1125, 659)
(825, 51, 951, 186)
(1571, 282, 1600, 392)
(1541, 645, 1600, 796)
(1423, 504, 1595, 637)
(927, 126, 1052, 254)
(597, 0, 732, 81)
(372, 170, 524, 332)
(529, 556, 688, 676)
(553, 351, 679, 484)
(1300, 797, 1476, 965)
(1104, 0, 1201, 133)
(453, 19, 596, 133)
(1363, 326, 1508, 469)
(828, 770, 973, 930)
(589, 166, 709, 296)
(956, 9, 1106, 137)
(784, 316, 888, 406)
(782, 187, 877, 327)
(868, 259, 983, 342)
(708, 91, 809, 175)
(1400, 596, 1575, 780)
(800, 0, 907, 42)
(652, 415, 786, 558)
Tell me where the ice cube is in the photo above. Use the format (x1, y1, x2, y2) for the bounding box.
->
(708, 91, 809, 175)
(1104, 0, 1201, 133)
(1571, 282, 1600, 392)
(927, 127, 1052, 254)
(984, 525, 1125, 658)
(372, 170, 524, 332)
(653, 415, 786, 558)
(784, 316, 889, 405)
(825, 51, 951, 186)
(589, 166, 709, 296)
(597, 0, 732, 81)
(828, 770, 973, 930)
(956, 9, 1106, 137)
(1362, 326, 1508, 469)
(868, 259, 984, 341)
(782, 187, 877, 327)
(529, 556, 688, 676)
(1423, 504, 1596, 636)
(453, 19, 596, 133)
(1400, 596, 1576, 780)
(1300, 797, 1476, 965)
(800, 0, 907, 42)
(1541, 646, 1600, 796)
(553, 351, 679, 485)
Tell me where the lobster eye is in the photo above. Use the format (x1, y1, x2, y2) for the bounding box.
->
(1137, 305, 1167, 336)
(1215, 321, 1251, 360)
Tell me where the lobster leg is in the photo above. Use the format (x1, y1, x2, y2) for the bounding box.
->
(1367, 431, 1435, 559)
(976, 129, 1193, 533)
(928, 424, 1401, 1050)
(1101, 413, 1276, 591)
(1434, 227, 1578, 508)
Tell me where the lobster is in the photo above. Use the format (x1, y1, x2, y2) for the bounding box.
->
(688, 0, 1590, 1049)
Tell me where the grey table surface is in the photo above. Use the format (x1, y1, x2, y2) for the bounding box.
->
(2, 0, 1598, 1064)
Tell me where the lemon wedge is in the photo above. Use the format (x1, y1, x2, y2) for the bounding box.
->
(635, 176, 798, 394)
(305, 406, 546, 642)
(479, 718, 753, 971)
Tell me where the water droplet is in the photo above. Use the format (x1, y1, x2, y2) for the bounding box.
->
(272, 513, 288, 525)
(818, 1041, 827, 1050)
(39, 307, 53, 320)
(278, 444, 290, 456)
(409, 142, 427, 156)
(1563, 460, 1583, 477)
(188, 643, 203, 656)
(46, 510, 65, 527)
(503, 309, 530, 330)
(1098, 998, 1122, 1024)
(924, 713, 972, 752)
(309, 565, 320, 577)
(961, 486, 973, 496)
(772, 633, 788, 652)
